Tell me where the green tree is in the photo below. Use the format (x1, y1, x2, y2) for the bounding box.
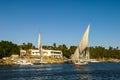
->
(53, 43, 57, 50)
(69, 46, 77, 58)
(57, 44, 69, 58)
(0, 40, 20, 58)
(19, 42, 35, 50)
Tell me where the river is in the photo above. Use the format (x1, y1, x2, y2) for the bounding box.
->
(0, 62, 120, 80)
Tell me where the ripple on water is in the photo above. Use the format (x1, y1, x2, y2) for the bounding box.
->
(1, 63, 120, 80)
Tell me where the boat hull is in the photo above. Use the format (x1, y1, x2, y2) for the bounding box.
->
(74, 62, 88, 66)
(14, 60, 33, 66)
(34, 61, 48, 65)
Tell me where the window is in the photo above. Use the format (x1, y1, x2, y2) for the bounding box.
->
(51, 51, 61, 54)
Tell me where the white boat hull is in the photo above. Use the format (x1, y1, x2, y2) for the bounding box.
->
(74, 62, 88, 66)
(14, 60, 33, 65)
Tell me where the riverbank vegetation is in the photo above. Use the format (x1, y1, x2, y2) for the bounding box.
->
(0, 41, 20, 59)
(0, 40, 120, 61)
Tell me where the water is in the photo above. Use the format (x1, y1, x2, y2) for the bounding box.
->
(0, 62, 120, 80)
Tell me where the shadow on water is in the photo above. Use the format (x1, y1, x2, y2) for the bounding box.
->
(0, 62, 120, 80)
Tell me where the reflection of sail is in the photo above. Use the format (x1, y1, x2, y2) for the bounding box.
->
(71, 24, 90, 65)
(38, 33, 42, 61)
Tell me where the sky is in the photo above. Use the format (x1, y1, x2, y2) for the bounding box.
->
(0, 0, 120, 48)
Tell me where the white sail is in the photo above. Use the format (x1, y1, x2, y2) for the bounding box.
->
(33, 33, 48, 64)
(38, 34, 41, 49)
(79, 24, 90, 53)
(71, 47, 79, 63)
(71, 24, 90, 64)
(38, 33, 42, 61)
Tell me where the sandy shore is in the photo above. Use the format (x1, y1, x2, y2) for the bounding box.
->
(0, 56, 65, 65)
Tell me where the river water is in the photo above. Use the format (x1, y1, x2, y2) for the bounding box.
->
(0, 62, 120, 80)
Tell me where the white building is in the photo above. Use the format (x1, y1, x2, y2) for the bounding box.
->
(29, 49, 63, 58)
(43, 49, 63, 58)
(20, 50, 27, 57)
(29, 49, 40, 56)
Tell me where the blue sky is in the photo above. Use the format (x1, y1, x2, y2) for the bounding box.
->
(0, 0, 120, 48)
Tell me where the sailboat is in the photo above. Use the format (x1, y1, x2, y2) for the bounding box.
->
(37, 33, 47, 64)
(71, 24, 90, 65)
(38, 33, 42, 61)
(15, 59, 33, 65)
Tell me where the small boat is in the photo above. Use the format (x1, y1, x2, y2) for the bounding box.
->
(89, 59, 100, 63)
(71, 24, 90, 66)
(34, 59, 48, 65)
(14, 60, 33, 65)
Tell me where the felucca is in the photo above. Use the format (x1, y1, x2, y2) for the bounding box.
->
(37, 33, 47, 64)
(71, 24, 90, 66)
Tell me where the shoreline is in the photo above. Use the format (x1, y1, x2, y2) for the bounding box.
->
(0, 56, 65, 65)
(0, 58, 120, 66)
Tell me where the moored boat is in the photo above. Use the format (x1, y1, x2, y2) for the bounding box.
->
(14, 60, 33, 65)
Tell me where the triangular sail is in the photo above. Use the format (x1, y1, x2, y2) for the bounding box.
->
(78, 24, 90, 53)
(71, 24, 90, 63)
(71, 48, 79, 62)
(38, 33, 42, 61)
